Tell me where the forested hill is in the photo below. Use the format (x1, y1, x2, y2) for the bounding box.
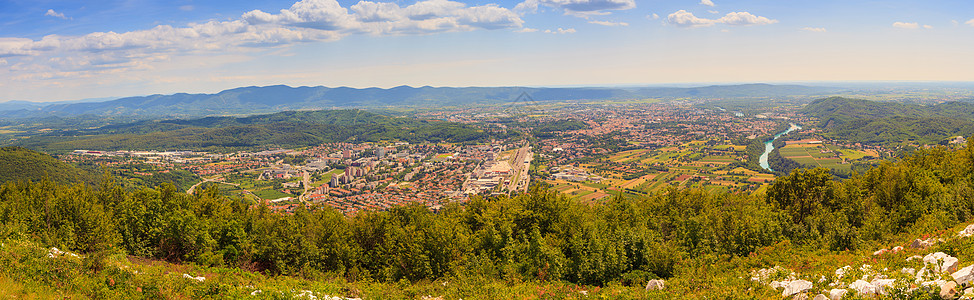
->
(7, 110, 506, 153)
(1, 84, 842, 119)
(800, 97, 974, 145)
(0, 147, 96, 184)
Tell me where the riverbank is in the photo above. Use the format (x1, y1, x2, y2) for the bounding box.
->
(760, 123, 802, 172)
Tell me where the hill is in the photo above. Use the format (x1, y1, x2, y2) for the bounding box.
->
(800, 97, 974, 145)
(1, 143, 974, 298)
(0, 147, 96, 184)
(7, 109, 507, 153)
(1, 84, 842, 119)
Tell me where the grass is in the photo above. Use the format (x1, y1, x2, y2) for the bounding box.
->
(255, 189, 292, 200)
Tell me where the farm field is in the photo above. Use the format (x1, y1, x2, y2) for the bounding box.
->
(778, 143, 861, 173)
(546, 139, 777, 199)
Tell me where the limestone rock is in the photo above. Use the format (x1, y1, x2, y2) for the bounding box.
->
(959, 224, 974, 237)
(812, 294, 828, 300)
(849, 280, 875, 295)
(782, 280, 813, 297)
(954, 265, 974, 287)
(925, 252, 960, 274)
(941, 281, 959, 299)
(871, 278, 895, 295)
(828, 289, 848, 300)
(182, 273, 205, 282)
(645, 279, 665, 291)
(910, 238, 934, 249)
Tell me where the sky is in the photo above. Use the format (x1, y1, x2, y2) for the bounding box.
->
(2, 0, 974, 102)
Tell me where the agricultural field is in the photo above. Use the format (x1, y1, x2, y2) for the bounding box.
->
(545, 139, 775, 199)
(777, 142, 870, 173)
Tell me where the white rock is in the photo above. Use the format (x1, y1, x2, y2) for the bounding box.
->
(251, 290, 262, 296)
(924, 252, 960, 274)
(872, 248, 888, 256)
(959, 224, 974, 237)
(892, 246, 904, 253)
(954, 265, 974, 286)
(871, 278, 895, 295)
(942, 281, 959, 299)
(849, 280, 876, 295)
(828, 288, 848, 300)
(645, 279, 665, 290)
(782, 280, 813, 297)
(812, 294, 828, 300)
(182, 273, 205, 282)
(902, 267, 916, 275)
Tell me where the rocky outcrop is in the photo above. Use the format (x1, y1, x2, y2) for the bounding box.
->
(954, 265, 974, 287)
(645, 279, 665, 291)
(828, 289, 847, 300)
(958, 224, 974, 237)
(782, 280, 813, 297)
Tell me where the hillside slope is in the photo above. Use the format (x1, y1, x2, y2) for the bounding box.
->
(0, 147, 95, 184)
(8, 110, 506, 153)
(800, 97, 974, 145)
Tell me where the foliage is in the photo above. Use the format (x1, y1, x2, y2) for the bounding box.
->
(800, 97, 974, 145)
(0, 140, 973, 297)
(0, 146, 98, 185)
(10, 110, 508, 153)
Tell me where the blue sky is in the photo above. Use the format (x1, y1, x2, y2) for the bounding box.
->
(2, 0, 974, 102)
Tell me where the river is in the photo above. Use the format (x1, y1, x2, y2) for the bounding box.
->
(759, 123, 802, 172)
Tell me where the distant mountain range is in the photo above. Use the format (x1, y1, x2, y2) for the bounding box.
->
(0, 84, 843, 119)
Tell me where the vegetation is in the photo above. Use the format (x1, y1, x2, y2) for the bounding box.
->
(0, 139, 973, 297)
(800, 97, 974, 145)
(8, 110, 510, 153)
(0, 146, 98, 185)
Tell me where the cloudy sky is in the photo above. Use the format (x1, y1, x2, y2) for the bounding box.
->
(2, 0, 974, 102)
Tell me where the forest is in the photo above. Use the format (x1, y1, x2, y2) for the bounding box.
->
(800, 97, 974, 145)
(7, 110, 508, 153)
(1, 139, 972, 297)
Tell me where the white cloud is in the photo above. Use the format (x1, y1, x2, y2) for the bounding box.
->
(179, 5, 195, 11)
(923, 24, 933, 29)
(516, 27, 538, 32)
(708, 10, 718, 14)
(700, 0, 715, 7)
(718, 12, 778, 26)
(1, 0, 525, 80)
(649, 13, 659, 20)
(515, 0, 635, 15)
(668, 10, 776, 28)
(544, 28, 576, 34)
(667, 10, 715, 27)
(589, 20, 628, 26)
(801, 27, 826, 32)
(967, 19, 974, 26)
(45, 9, 69, 20)
(892, 22, 919, 29)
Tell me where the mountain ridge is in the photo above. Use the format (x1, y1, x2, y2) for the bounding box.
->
(1, 84, 843, 119)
